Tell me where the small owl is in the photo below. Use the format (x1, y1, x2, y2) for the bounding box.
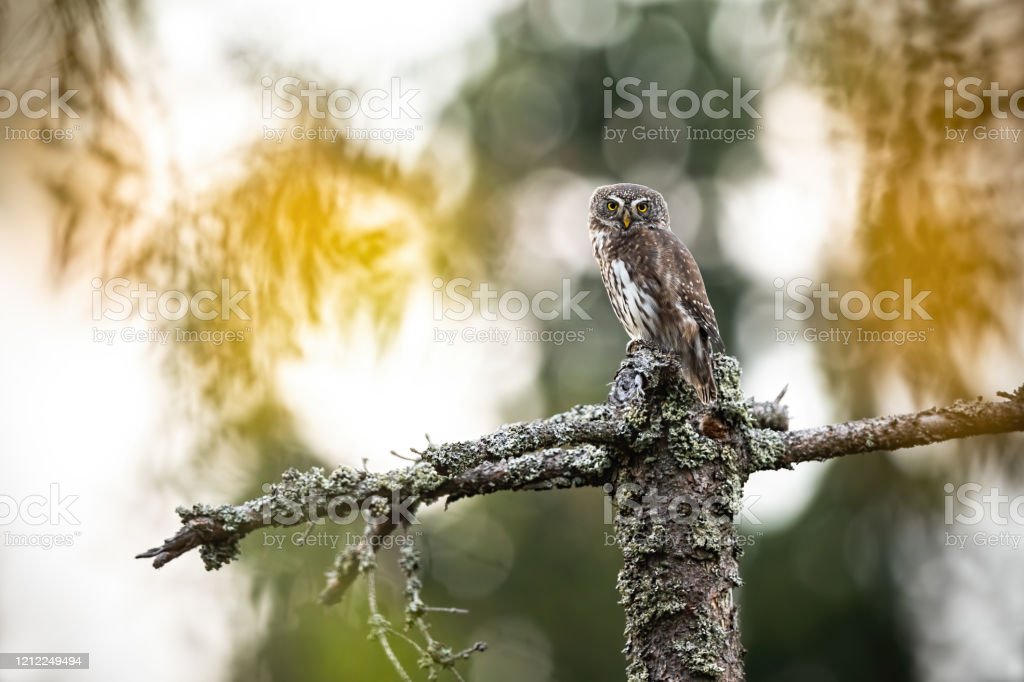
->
(589, 183, 724, 403)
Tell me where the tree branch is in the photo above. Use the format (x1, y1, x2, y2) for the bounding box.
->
(136, 443, 617, 570)
(420, 404, 626, 475)
(769, 385, 1024, 469)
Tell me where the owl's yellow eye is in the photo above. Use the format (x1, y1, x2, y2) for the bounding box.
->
(606, 201, 618, 212)
(636, 202, 649, 213)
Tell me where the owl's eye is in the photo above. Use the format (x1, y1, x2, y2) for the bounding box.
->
(636, 202, 649, 214)
(606, 201, 618, 212)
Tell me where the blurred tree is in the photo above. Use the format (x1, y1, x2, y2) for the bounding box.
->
(741, 2, 1024, 680)
(774, 0, 1024, 408)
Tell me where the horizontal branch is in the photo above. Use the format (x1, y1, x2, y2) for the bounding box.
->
(437, 444, 613, 502)
(421, 404, 626, 475)
(773, 385, 1024, 468)
(136, 443, 616, 571)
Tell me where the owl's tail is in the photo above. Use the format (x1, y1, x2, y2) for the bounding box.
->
(692, 363, 717, 405)
(685, 336, 718, 405)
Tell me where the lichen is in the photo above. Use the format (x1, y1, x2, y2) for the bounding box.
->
(668, 419, 719, 469)
(174, 503, 249, 570)
(674, 609, 728, 678)
(197, 537, 240, 571)
(747, 427, 787, 471)
(616, 568, 686, 630)
(712, 355, 744, 404)
(402, 462, 445, 497)
(690, 514, 724, 552)
(421, 402, 619, 476)
(618, 520, 670, 561)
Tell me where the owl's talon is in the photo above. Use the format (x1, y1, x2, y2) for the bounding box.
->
(626, 339, 646, 355)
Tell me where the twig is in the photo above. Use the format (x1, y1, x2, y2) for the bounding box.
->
(367, 571, 413, 682)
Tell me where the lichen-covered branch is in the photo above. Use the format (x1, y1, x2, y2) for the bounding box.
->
(765, 385, 1024, 469)
(133, 413, 626, 681)
(420, 404, 626, 475)
(136, 443, 621, 571)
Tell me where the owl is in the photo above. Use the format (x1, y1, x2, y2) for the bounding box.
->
(589, 183, 724, 403)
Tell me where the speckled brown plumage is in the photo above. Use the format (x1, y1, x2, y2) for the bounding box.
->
(589, 183, 724, 403)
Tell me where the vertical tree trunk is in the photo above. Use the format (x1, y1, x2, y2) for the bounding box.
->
(610, 352, 748, 681)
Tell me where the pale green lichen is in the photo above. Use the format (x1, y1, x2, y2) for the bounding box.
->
(422, 403, 619, 475)
(383, 461, 444, 498)
(668, 419, 720, 469)
(712, 355, 745, 405)
(748, 427, 787, 471)
(175, 503, 250, 570)
(618, 521, 670, 561)
(624, 401, 652, 432)
(639, 354, 755, 472)
(674, 609, 728, 678)
(690, 514, 725, 552)
(626, 666, 651, 682)
(617, 568, 687, 631)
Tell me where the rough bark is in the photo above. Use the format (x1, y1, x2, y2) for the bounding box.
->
(607, 349, 759, 681)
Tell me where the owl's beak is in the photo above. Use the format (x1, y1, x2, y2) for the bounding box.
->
(622, 213, 631, 229)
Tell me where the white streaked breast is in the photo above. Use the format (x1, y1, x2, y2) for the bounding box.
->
(611, 259, 657, 340)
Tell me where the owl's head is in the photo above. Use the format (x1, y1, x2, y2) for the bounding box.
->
(588, 183, 669, 233)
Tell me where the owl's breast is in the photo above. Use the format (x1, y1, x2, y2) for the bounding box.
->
(605, 258, 661, 342)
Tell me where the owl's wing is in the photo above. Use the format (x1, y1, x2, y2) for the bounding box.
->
(650, 227, 725, 353)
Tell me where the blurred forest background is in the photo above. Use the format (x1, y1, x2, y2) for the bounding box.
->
(1, 0, 1023, 680)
